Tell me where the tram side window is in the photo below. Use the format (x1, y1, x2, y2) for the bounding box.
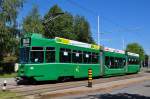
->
(135, 58, 139, 64)
(118, 58, 123, 68)
(128, 58, 131, 64)
(128, 57, 139, 65)
(72, 50, 82, 63)
(128, 57, 135, 65)
(60, 48, 71, 63)
(123, 58, 126, 66)
(46, 47, 55, 63)
(132, 58, 135, 64)
(92, 53, 99, 64)
(128, 57, 133, 65)
(105, 56, 126, 69)
(83, 51, 91, 64)
(135, 58, 139, 65)
(114, 57, 119, 68)
(110, 57, 115, 68)
(105, 56, 109, 66)
(30, 47, 44, 63)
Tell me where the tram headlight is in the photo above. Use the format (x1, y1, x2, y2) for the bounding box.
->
(30, 66, 34, 70)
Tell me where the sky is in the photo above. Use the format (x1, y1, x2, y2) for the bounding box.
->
(17, 0, 150, 54)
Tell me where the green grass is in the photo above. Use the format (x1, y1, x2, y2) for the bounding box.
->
(0, 73, 17, 78)
(0, 90, 23, 99)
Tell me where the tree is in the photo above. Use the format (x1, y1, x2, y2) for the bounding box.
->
(0, 0, 24, 62)
(43, 4, 94, 44)
(126, 43, 145, 61)
(73, 15, 94, 43)
(23, 5, 44, 34)
(1, 0, 24, 28)
(43, 4, 77, 40)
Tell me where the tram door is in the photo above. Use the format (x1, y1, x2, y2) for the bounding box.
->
(100, 50, 104, 76)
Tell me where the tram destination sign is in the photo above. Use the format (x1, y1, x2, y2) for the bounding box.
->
(22, 38, 31, 47)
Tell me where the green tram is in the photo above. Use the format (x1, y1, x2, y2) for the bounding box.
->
(17, 33, 140, 82)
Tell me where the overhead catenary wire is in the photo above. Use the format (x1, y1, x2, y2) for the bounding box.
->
(67, 0, 127, 29)
(67, 0, 142, 34)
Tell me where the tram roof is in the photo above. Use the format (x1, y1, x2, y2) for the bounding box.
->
(104, 47, 125, 54)
(23, 33, 139, 56)
(127, 52, 139, 57)
(55, 37, 100, 50)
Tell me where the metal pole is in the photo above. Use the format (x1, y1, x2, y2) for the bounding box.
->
(98, 16, 100, 45)
(122, 37, 125, 50)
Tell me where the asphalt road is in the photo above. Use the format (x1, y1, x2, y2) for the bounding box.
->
(67, 80, 150, 99)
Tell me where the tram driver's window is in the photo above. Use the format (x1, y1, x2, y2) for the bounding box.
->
(30, 47, 44, 63)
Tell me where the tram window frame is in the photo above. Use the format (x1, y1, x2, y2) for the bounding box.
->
(30, 47, 44, 63)
(46, 47, 55, 63)
(60, 48, 71, 63)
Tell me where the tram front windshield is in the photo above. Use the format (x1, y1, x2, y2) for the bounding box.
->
(20, 47, 30, 63)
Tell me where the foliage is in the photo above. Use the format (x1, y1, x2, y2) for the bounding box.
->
(23, 5, 44, 34)
(43, 4, 94, 43)
(0, 0, 24, 62)
(43, 4, 77, 40)
(1, 3, 95, 65)
(1, 0, 24, 28)
(126, 43, 145, 61)
(73, 15, 94, 43)
(0, 73, 17, 78)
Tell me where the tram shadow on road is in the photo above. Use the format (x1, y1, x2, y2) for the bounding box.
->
(77, 93, 150, 99)
(17, 76, 100, 85)
(17, 77, 100, 85)
(145, 70, 150, 73)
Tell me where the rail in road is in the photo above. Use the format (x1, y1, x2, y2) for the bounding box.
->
(2, 72, 148, 99)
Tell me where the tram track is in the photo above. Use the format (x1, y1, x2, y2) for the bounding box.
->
(5, 73, 145, 99)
